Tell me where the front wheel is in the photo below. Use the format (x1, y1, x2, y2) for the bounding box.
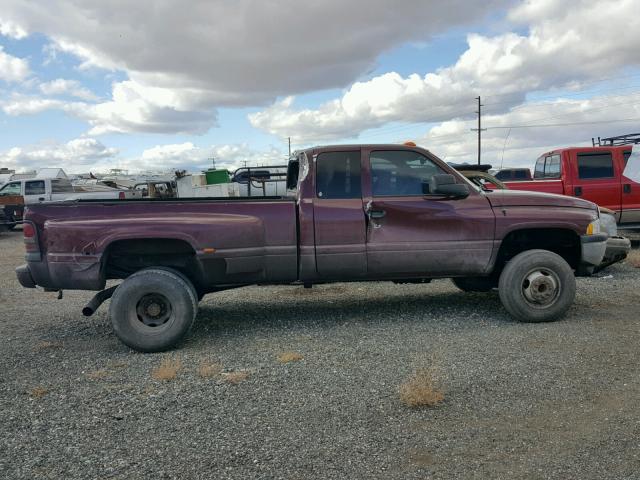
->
(498, 249, 575, 323)
(109, 268, 198, 352)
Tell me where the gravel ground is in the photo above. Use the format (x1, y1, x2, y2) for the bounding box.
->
(1, 228, 640, 480)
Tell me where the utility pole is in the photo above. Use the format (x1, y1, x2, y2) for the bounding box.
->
(288, 137, 291, 157)
(471, 96, 487, 165)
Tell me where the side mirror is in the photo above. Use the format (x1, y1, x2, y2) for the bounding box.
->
(428, 174, 470, 198)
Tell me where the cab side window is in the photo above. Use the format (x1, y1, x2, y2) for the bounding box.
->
(25, 180, 45, 195)
(370, 150, 444, 196)
(577, 152, 614, 179)
(316, 151, 361, 199)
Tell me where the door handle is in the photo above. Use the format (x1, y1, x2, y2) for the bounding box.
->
(623, 184, 631, 194)
(574, 186, 582, 196)
(38, 197, 45, 202)
(369, 210, 386, 219)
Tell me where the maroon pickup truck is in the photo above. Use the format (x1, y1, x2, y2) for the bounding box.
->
(17, 144, 608, 352)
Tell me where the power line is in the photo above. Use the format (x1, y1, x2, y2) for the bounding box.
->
(486, 117, 640, 130)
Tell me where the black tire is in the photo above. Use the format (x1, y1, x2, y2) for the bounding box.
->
(452, 277, 496, 292)
(149, 266, 199, 304)
(109, 268, 198, 352)
(498, 249, 575, 323)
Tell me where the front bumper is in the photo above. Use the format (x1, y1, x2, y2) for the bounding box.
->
(578, 233, 608, 276)
(596, 235, 631, 272)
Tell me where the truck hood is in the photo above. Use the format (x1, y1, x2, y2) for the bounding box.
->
(484, 189, 596, 210)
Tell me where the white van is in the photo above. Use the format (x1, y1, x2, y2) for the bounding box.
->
(0, 177, 140, 204)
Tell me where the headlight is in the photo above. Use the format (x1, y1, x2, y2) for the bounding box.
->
(586, 218, 601, 235)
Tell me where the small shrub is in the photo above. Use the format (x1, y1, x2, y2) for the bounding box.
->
(222, 371, 249, 384)
(29, 387, 49, 398)
(198, 361, 222, 378)
(399, 368, 445, 408)
(277, 351, 304, 363)
(626, 249, 640, 268)
(151, 357, 182, 381)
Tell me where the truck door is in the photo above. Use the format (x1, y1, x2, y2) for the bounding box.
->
(363, 148, 495, 277)
(23, 179, 48, 203)
(621, 148, 640, 223)
(570, 149, 622, 216)
(312, 149, 368, 278)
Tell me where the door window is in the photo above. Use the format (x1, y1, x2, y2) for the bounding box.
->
(316, 151, 361, 199)
(0, 182, 21, 196)
(577, 152, 614, 179)
(370, 150, 444, 196)
(25, 180, 45, 195)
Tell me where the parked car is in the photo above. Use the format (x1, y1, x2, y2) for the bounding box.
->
(494, 168, 532, 181)
(17, 143, 608, 352)
(504, 146, 639, 227)
(0, 177, 140, 204)
(0, 194, 24, 228)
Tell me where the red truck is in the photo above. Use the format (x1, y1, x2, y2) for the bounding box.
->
(505, 146, 639, 227)
(17, 144, 608, 352)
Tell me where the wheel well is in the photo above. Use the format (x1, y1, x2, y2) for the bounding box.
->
(495, 229, 580, 273)
(103, 238, 203, 290)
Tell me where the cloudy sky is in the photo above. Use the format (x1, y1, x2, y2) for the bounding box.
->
(1, 0, 639, 174)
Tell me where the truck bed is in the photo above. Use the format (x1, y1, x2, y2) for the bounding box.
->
(24, 196, 298, 291)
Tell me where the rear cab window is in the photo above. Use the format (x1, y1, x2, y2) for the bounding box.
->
(316, 151, 361, 199)
(577, 152, 614, 179)
(51, 180, 75, 194)
(534, 154, 561, 179)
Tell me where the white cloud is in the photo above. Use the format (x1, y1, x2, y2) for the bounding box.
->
(1, 137, 286, 175)
(0, 138, 118, 172)
(0, 0, 505, 134)
(0, 46, 30, 82)
(0, 19, 27, 39)
(1, 96, 69, 115)
(250, 0, 640, 143)
(137, 142, 285, 171)
(39, 78, 98, 101)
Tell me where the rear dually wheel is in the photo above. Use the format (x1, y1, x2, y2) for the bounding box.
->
(109, 268, 198, 352)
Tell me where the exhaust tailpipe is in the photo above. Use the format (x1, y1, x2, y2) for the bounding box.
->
(82, 285, 118, 317)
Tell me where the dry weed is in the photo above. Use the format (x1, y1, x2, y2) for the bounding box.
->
(277, 351, 304, 363)
(86, 369, 108, 380)
(108, 361, 129, 369)
(35, 341, 63, 351)
(222, 371, 249, 384)
(29, 387, 49, 398)
(626, 249, 640, 268)
(198, 360, 222, 378)
(151, 357, 182, 381)
(399, 367, 445, 408)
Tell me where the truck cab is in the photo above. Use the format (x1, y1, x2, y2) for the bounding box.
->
(506, 146, 639, 226)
